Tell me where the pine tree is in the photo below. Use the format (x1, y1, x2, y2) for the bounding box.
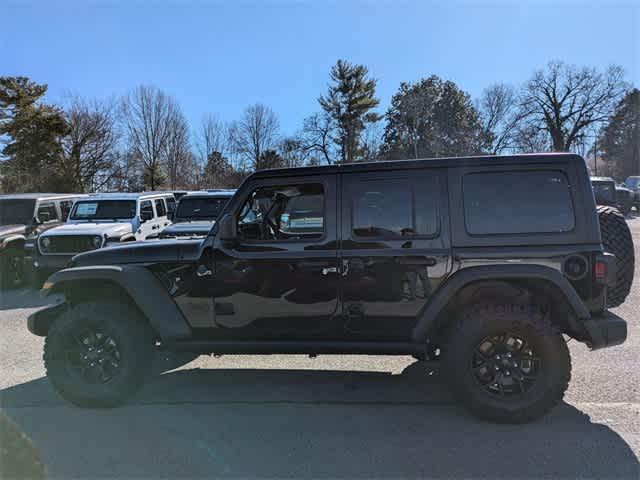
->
(0, 77, 69, 192)
(318, 60, 379, 163)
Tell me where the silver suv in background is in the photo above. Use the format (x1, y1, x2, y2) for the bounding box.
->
(26, 192, 175, 285)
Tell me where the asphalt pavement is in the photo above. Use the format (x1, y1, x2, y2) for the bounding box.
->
(1, 219, 639, 479)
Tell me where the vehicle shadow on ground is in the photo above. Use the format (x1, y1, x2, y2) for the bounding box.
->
(1, 364, 638, 479)
(0, 287, 61, 311)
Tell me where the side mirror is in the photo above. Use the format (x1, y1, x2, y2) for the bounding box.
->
(218, 213, 237, 241)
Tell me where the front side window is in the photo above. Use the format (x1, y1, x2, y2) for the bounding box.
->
(463, 171, 575, 235)
(70, 200, 137, 220)
(140, 200, 154, 220)
(37, 202, 58, 222)
(351, 174, 439, 238)
(237, 183, 324, 241)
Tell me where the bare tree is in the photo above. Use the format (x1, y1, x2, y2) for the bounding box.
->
(479, 84, 520, 154)
(196, 114, 230, 164)
(518, 62, 628, 152)
(300, 112, 336, 164)
(121, 85, 180, 189)
(360, 120, 383, 161)
(163, 106, 191, 189)
(230, 104, 279, 171)
(61, 97, 119, 192)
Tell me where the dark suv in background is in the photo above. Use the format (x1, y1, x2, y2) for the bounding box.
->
(0, 193, 84, 288)
(28, 154, 633, 423)
(156, 190, 236, 239)
(591, 176, 634, 214)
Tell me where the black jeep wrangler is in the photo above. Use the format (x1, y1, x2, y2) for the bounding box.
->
(28, 154, 633, 423)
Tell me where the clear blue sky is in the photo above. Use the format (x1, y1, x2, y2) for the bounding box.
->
(2, 0, 638, 134)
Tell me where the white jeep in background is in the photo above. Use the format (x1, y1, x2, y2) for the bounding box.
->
(26, 192, 175, 286)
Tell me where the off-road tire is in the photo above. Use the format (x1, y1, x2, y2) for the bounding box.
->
(44, 301, 155, 408)
(597, 206, 635, 308)
(0, 249, 24, 289)
(443, 303, 571, 424)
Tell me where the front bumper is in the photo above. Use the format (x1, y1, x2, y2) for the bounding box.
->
(25, 253, 72, 274)
(582, 311, 627, 350)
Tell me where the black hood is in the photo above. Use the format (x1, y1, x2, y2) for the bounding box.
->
(159, 221, 213, 238)
(71, 239, 203, 267)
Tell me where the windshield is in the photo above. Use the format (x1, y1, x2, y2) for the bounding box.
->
(0, 199, 35, 226)
(70, 200, 137, 220)
(625, 177, 640, 188)
(175, 197, 231, 221)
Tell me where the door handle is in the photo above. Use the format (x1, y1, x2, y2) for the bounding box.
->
(395, 256, 437, 266)
(321, 267, 338, 275)
(152, 225, 159, 230)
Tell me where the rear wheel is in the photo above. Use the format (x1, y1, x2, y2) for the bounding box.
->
(44, 301, 155, 408)
(597, 206, 635, 307)
(443, 303, 570, 423)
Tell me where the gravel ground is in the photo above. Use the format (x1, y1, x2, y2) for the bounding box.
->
(1, 219, 638, 479)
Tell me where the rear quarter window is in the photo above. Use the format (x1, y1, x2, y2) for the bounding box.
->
(463, 171, 575, 235)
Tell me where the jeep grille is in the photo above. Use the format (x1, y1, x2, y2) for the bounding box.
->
(40, 235, 100, 255)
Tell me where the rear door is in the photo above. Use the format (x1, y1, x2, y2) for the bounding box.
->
(339, 168, 452, 340)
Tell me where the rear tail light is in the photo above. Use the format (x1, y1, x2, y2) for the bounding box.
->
(595, 259, 607, 282)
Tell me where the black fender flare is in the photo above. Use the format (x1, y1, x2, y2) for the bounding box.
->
(411, 264, 590, 342)
(42, 265, 192, 341)
(1, 234, 26, 250)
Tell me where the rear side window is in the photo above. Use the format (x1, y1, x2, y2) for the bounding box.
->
(463, 171, 575, 235)
(166, 197, 176, 214)
(154, 199, 167, 217)
(350, 173, 439, 238)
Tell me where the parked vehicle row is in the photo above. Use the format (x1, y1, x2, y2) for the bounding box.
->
(0, 190, 235, 288)
(26, 154, 634, 424)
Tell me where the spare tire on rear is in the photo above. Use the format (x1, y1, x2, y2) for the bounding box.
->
(597, 206, 635, 308)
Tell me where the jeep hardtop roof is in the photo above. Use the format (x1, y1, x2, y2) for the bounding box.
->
(181, 190, 236, 200)
(249, 153, 585, 180)
(83, 192, 174, 201)
(0, 193, 84, 201)
(590, 177, 615, 183)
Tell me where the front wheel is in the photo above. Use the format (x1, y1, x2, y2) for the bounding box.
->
(44, 301, 155, 408)
(0, 250, 25, 289)
(443, 303, 571, 423)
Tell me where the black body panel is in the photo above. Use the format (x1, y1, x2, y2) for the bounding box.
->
(71, 239, 202, 266)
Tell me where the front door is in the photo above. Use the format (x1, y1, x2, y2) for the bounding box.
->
(339, 168, 452, 340)
(211, 174, 340, 339)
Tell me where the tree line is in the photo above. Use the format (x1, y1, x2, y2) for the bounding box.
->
(0, 59, 638, 193)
